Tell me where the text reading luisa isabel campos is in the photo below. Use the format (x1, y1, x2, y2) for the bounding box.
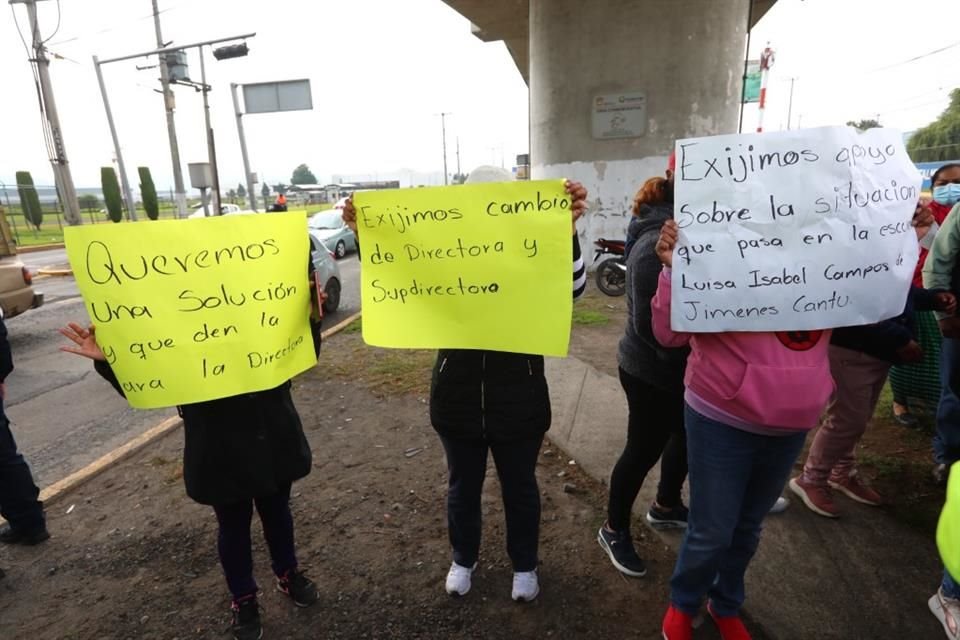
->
(358, 190, 570, 305)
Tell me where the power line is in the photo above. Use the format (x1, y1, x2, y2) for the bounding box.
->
(40, 0, 62, 45)
(48, 5, 179, 46)
(865, 39, 960, 74)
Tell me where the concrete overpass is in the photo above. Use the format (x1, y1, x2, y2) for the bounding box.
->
(441, 0, 778, 258)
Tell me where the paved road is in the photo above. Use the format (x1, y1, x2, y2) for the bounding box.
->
(6, 248, 361, 488)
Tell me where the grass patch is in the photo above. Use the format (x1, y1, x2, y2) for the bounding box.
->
(323, 332, 434, 396)
(572, 308, 610, 326)
(342, 317, 363, 334)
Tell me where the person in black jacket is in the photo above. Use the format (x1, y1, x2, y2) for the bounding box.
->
(59, 257, 324, 640)
(341, 168, 587, 603)
(0, 308, 49, 548)
(790, 283, 956, 518)
(598, 159, 691, 579)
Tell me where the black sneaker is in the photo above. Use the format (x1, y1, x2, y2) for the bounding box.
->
(597, 526, 647, 577)
(0, 523, 50, 546)
(231, 596, 262, 640)
(277, 569, 318, 607)
(645, 503, 689, 530)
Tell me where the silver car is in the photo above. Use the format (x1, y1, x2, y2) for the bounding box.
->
(307, 208, 357, 259)
(309, 231, 342, 313)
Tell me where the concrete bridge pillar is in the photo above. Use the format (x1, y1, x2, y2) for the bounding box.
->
(528, 0, 750, 256)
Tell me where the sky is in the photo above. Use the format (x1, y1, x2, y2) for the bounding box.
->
(1, 0, 959, 195)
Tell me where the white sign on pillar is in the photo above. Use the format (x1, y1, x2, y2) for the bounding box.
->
(592, 91, 647, 139)
(670, 126, 922, 332)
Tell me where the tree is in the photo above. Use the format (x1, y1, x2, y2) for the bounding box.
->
(78, 194, 100, 212)
(15, 171, 43, 232)
(237, 183, 246, 199)
(846, 119, 881, 131)
(138, 166, 160, 220)
(291, 164, 317, 185)
(452, 172, 468, 185)
(101, 167, 123, 223)
(272, 183, 289, 195)
(908, 88, 960, 162)
(226, 188, 237, 203)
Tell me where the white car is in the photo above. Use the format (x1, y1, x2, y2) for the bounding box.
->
(187, 203, 246, 219)
(308, 231, 342, 313)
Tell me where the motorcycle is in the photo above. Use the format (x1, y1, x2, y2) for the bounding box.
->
(594, 238, 626, 296)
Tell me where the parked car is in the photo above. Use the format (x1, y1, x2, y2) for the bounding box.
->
(307, 207, 356, 259)
(187, 203, 246, 219)
(0, 259, 43, 319)
(308, 231, 342, 314)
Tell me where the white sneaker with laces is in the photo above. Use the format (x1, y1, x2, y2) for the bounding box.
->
(930, 588, 960, 638)
(445, 562, 476, 596)
(512, 570, 540, 603)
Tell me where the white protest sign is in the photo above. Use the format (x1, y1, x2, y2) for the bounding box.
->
(671, 126, 922, 332)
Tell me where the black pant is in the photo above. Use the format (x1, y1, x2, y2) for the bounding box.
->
(0, 416, 44, 533)
(212, 483, 297, 600)
(439, 434, 543, 572)
(606, 367, 687, 532)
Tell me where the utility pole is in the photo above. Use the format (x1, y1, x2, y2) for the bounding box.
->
(786, 77, 796, 130)
(152, 0, 187, 218)
(199, 48, 222, 215)
(231, 83, 257, 211)
(438, 112, 451, 185)
(93, 56, 138, 221)
(13, 0, 82, 225)
(456, 136, 461, 179)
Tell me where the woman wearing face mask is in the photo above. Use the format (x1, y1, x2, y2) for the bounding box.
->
(920, 165, 960, 487)
(890, 165, 960, 468)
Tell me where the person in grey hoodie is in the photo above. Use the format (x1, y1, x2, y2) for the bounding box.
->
(598, 156, 690, 578)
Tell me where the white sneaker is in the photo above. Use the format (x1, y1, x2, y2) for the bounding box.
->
(511, 570, 540, 603)
(930, 588, 960, 638)
(768, 496, 790, 514)
(445, 562, 476, 596)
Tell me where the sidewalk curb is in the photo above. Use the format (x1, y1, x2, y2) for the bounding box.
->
(37, 310, 363, 508)
(17, 243, 66, 254)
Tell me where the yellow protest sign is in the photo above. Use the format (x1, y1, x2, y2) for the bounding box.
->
(354, 180, 573, 357)
(939, 462, 960, 579)
(64, 213, 316, 409)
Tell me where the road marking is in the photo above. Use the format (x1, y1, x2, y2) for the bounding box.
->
(22, 309, 363, 511)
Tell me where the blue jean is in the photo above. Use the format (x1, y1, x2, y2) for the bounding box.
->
(944, 569, 960, 599)
(935, 338, 960, 465)
(670, 405, 807, 617)
(0, 416, 45, 533)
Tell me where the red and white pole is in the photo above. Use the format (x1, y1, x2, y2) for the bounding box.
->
(756, 45, 775, 133)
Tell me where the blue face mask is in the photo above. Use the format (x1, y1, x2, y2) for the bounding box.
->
(934, 183, 960, 206)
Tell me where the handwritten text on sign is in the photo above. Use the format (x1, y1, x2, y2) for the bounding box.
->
(354, 181, 572, 356)
(65, 213, 315, 409)
(671, 126, 922, 332)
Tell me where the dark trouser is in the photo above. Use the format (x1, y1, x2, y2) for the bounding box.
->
(212, 483, 297, 600)
(0, 416, 45, 533)
(439, 434, 543, 572)
(670, 405, 806, 617)
(935, 338, 960, 465)
(606, 367, 687, 532)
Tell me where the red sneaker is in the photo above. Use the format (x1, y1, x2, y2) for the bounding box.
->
(789, 476, 840, 518)
(707, 602, 752, 640)
(662, 605, 693, 640)
(828, 471, 882, 506)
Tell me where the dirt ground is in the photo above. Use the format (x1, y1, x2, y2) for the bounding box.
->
(0, 295, 745, 640)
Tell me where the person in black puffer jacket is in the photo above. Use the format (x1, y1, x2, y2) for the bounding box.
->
(59, 252, 324, 640)
(342, 167, 588, 603)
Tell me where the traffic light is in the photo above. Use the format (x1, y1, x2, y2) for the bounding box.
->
(212, 43, 249, 61)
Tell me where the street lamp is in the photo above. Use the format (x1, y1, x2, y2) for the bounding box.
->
(93, 33, 255, 218)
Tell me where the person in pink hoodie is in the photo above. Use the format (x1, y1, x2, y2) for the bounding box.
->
(652, 218, 834, 640)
